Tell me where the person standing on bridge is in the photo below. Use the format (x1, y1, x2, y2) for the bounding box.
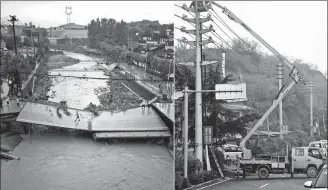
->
(75, 111, 80, 122)
(6, 96, 10, 106)
(141, 98, 147, 108)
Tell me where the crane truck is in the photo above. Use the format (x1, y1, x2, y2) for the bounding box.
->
(208, 1, 327, 178)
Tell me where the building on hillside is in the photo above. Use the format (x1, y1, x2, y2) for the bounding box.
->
(48, 38, 67, 45)
(49, 23, 88, 39)
(159, 38, 169, 44)
(150, 44, 173, 59)
(142, 36, 152, 41)
(1, 25, 8, 36)
(165, 40, 174, 51)
(166, 29, 173, 39)
(1, 25, 25, 36)
(23, 27, 48, 38)
(146, 40, 158, 46)
(153, 30, 160, 34)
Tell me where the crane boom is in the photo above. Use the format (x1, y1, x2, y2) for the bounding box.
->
(210, 1, 306, 159)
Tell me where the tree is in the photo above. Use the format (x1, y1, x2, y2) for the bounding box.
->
(23, 37, 32, 46)
(175, 47, 261, 147)
(113, 20, 128, 45)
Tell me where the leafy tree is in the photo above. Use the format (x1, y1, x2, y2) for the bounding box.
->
(175, 61, 260, 146)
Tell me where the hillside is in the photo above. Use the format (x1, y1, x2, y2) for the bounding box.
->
(175, 46, 327, 133)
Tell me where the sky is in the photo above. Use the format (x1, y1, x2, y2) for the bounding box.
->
(1, 1, 327, 75)
(175, 1, 327, 76)
(1, 1, 175, 27)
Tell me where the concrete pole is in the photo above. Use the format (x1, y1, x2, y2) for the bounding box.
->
(309, 82, 314, 136)
(183, 86, 189, 179)
(323, 114, 326, 132)
(317, 117, 321, 137)
(194, 2, 203, 165)
(222, 52, 226, 78)
(310, 92, 313, 136)
(267, 117, 270, 138)
(278, 63, 283, 139)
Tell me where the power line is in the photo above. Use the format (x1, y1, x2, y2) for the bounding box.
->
(209, 8, 266, 57)
(0, 71, 170, 82)
(175, 26, 223, 58)
(175, 6, 238, 55)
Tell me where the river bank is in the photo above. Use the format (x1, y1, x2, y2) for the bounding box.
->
(1, 50, 173, 190)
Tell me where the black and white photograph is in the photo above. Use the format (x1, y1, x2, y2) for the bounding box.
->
(1, 1, 174, 190)
(174, 1, 327, 190)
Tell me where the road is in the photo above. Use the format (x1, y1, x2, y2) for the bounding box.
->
(202, 174, 315, 190)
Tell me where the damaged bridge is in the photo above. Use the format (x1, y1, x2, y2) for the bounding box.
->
(16, 102, 171, 139)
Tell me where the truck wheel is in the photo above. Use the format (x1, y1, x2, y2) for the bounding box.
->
(306, 166, 318, 178)
(258, 167, 270, 179)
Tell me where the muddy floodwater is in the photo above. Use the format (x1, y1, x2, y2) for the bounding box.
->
(1, 135, 173, 190)
(1, 51, 173, 190)
(47, 51, 107, 109)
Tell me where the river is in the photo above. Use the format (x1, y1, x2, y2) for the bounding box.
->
(47, 51, 108, 109)
(1, 51, 173, 190)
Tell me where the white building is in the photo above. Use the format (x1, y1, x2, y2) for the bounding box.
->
(146, 41, 158, 46)
(49, 23, 87, 39)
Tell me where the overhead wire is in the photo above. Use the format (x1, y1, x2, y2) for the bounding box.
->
(175, 3, 241, 63)
(208, 8, 266, 57)
(0, 71, 170, 82)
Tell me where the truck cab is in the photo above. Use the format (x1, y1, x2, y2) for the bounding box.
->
(292, 147, 326, 178)
(309, 141, 328, 157)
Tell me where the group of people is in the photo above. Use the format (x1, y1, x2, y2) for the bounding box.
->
(0, 96, 21, 109)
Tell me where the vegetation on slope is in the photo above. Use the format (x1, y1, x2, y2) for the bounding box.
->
(175, 38, 327, 137)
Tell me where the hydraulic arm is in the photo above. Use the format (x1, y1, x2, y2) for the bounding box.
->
(210, 1, 306, 159)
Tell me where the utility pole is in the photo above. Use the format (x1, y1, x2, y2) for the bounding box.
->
(317, 117, 320, 137)
(8, 15, 18, 56)
(323, 113, 326, 132)
(267, 116, 270, 138)
(221, 51, 226, 78)
(308, 82, 314, 136)
(183, 86, 189, 180)
(180, 1, 213, 165)
(194, 2, 203, 164)
(276, 62, 284, 139)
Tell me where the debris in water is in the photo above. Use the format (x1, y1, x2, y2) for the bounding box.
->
(1, 151, 20, 160)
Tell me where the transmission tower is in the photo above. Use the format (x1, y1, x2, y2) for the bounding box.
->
(65, 6, 72, 24)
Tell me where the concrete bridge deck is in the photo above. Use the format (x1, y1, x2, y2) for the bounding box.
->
(16, 102, 171, 138)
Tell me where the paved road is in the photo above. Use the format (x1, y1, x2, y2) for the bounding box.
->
(203, 174, 315, 190)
